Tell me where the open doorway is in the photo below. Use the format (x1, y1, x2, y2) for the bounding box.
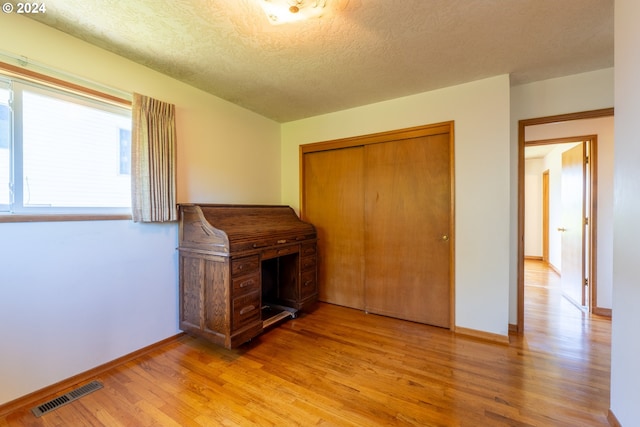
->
(517, 108, 614, 334)
(524, 137, 595, 310)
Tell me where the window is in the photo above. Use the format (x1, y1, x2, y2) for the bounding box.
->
(0, 77, 132, 215)
(0, 82, 9, 211)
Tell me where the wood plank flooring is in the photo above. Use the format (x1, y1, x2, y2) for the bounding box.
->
(1, 260, 611, 426)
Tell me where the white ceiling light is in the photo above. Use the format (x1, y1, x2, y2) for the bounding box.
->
(258, 0, 327, 25)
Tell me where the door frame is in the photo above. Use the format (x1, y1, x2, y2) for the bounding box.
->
(516, 108, 613, 334)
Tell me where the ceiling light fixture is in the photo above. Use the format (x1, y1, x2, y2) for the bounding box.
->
(258, 0, 327, 25)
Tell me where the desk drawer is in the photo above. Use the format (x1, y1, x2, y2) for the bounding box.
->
(232, 272, 260, 297)
(300, 270, 317, 300)
(262, 245, 298, 260)
(232, 291, 261, 331)
(300, 243, 316, 256)
(231, 255, 260, 276)
(300, 255, 317, 272)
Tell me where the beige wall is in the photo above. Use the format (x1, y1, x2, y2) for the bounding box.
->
(0, 13, 282, 205)
(0, 14, 281, 405)
(281, 75, 512, 337)
(0, 10, 628, 415)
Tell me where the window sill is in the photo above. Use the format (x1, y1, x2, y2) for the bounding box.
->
(0, 213, 132, 223)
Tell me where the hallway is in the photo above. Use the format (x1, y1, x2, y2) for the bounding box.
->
(523, 259, 611, 349)
(521, 259, 611, 422)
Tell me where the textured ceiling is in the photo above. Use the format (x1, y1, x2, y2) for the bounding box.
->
(25, 0, 613, 122)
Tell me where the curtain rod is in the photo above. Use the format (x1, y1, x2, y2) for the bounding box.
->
(0, 49, 132, 104)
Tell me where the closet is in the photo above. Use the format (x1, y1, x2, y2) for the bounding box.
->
(301, 122, 454, 328)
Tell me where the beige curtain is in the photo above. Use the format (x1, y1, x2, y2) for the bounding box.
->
(131, 93, 177, 222)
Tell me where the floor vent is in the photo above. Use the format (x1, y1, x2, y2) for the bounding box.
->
(31, 380, 103, 417)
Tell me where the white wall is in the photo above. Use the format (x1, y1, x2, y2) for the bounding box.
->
(0, 221, 177, 404)
(0, 14, 281, 405)
(281, 75, 512, 338)
(611, 0, 640, 423)
(524, 158, 543, 257)
(509, 69, 614, 323)
(525, 146, 579, 269)
(543, 145, 572, 271)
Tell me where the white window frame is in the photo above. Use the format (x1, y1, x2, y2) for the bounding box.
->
(0, 74, 133, 219)
(0, 79, 10, 213)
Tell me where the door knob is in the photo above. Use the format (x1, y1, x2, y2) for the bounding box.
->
(442, 235, 449, 241)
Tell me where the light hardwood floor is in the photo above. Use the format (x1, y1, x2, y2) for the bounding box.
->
(1, 260, 611, 426)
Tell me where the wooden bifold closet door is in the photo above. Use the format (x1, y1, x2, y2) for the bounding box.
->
(301, 123, 454, 329)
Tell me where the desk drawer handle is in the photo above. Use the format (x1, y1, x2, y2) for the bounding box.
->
(240, 305, 256, 315)
(239, 279, 255, 288)
(304, 280, 313, 287)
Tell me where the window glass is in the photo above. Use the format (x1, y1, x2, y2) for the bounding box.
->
(21, 88, 131, 209)
(0, 83, 9, 209)
(1, 78, 132, 214)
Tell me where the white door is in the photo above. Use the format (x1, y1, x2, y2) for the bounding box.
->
(560, 143, 586, 307)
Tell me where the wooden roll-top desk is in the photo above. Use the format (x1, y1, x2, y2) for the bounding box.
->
(177, 204, 318, 349)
